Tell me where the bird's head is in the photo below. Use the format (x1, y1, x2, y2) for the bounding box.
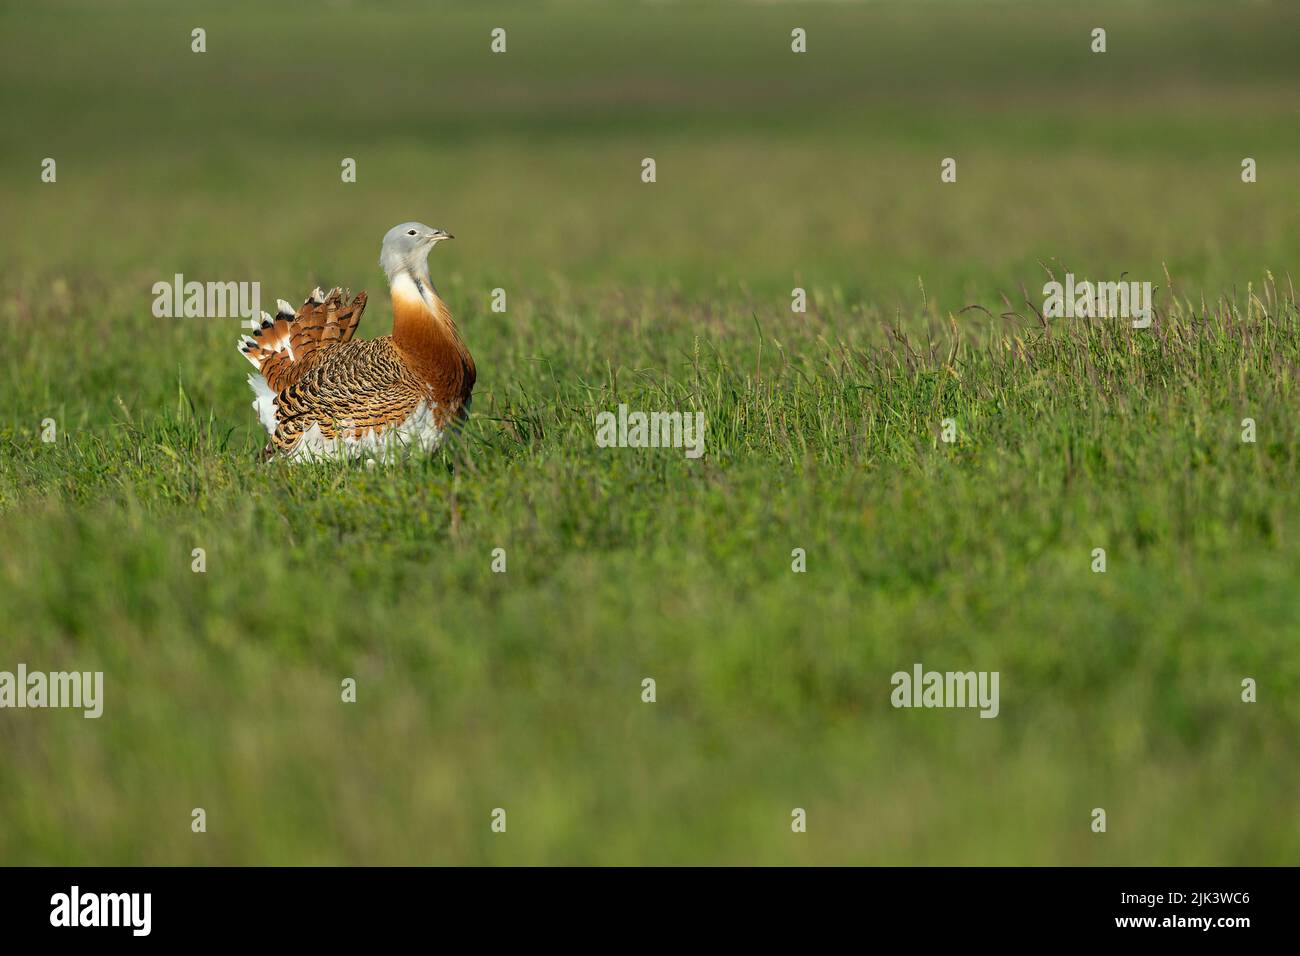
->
(379, 221, 453, 281)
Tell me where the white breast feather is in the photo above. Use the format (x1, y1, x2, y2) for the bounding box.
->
(285, 401, 444, 463)
(248, 374, 278, 436)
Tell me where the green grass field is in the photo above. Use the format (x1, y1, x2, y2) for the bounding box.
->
(2, 0, 1298, 864)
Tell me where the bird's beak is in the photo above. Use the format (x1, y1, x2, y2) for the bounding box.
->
(428, 229, 454, 243)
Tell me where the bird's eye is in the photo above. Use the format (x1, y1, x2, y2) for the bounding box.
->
(407, 230, 418, 236)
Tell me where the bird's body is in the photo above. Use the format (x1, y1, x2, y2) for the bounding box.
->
(239, 223, 474, 462)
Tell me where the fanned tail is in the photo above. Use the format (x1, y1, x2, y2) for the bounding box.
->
(237, 287, 367, 392)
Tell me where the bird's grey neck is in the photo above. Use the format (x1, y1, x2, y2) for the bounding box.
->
(389, 264, 438, 309)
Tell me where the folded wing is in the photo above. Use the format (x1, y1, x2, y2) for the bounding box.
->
(269, 337, 427, 455)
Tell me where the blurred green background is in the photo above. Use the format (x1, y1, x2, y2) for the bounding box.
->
(0, 0, 1297, 864)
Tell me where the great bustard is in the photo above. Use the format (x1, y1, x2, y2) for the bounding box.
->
(238, 222, 476, 461)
